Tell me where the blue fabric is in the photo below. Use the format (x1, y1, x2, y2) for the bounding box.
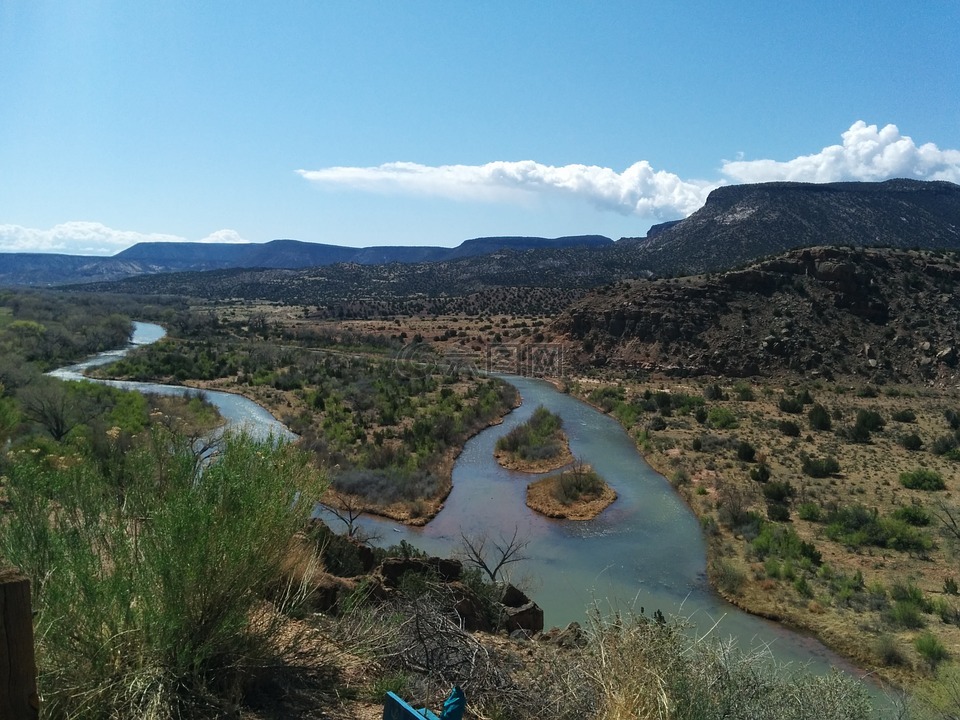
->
(439, 686, 465, 720)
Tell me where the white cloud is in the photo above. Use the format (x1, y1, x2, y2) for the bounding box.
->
(721, 121, 960, 184)
(0, 222, 250, 255)
(299, 121, 960, 220)
(298, 160, 717, 220)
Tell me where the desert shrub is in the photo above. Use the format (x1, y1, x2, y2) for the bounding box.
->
(751, 523, 820, 565)
(646, 415, 667, 432)
(736, 440, 756, 462)
(900, 468, 946, 491)
(915, 632, 949, 671)
(778, 396, 804, 414)
(885, 600, 925, 629)
(762, 480, 795, 504)
(691, 437, 703, 451)
(825, 505, 933, 554)
(767, 503, 791, 521)
(733, 382, 755, 401)
(749, 464, 771, 483)
(855, 409, 885, 432)
(711, 558, 747, 595)
(707, 406, 737, 429)
(945, 577, 959, 596)
(778, 419, 801, 437)
(931, 433, 958, 455)
(553, 466, 605, 504)
(802, 455, 840, 478)
(891, 409, 916, 423)
(808, 404, 832, 431)
(872, 634, 906, 667)
(496, 406, 564, 461)
(588, 385, 625, 412)
(796, 502, 823, 522)
(842, 422, 872, 444)
(1, 430, 326, 718)
(900, 433, 924, 451)
(703, 383, 725, 401)
(946, 408, 960, 430)
(891, 504, 932, 526)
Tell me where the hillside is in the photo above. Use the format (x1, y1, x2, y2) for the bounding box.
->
(555, 245, 960, 384)
(624, 179, 960, 276)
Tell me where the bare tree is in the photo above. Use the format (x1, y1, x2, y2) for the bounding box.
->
(322, 490, 382, 544)
(458, 526, 529, 583)
(932, 498, 960, 543)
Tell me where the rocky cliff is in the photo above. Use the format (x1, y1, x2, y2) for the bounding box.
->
(555, 246, 960, 384)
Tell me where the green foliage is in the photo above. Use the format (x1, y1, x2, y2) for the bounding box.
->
(872, 635, 905, 667)
(735, 440, 756, 462)
(891, 504, 932, 526)
(801, 455, 840, 478)
(900, 433, 924, 451)
(733, 382, 755, 401)
(825, 505, 933, 553)
(587, 385, 625, 412)
(885, 600, 925, 629)
(496, 406, 565, 461)
(900, 468, 946, 491)
(750, 523, 821, 565)
(808, 404, 832, 431)
(891, 408, 916, 423)
(707, 406, 738, 429)
(1, 430, 326, 718)
(855, 408, 885, 431)
(778, 419, 801, 437)
(797, 502, 823, 522)
(778, 396, 804, 414)
(552, 464, 606, 505)
(749, 463, 771, 483)
(915, 632, 949, 671)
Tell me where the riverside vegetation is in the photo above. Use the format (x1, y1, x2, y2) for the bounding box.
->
(570, 375, 960, 700)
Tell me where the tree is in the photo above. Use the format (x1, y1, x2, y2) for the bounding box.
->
(17, 378, 94, 441)
(458, 527, 529, 582)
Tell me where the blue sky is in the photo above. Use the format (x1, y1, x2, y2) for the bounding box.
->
(1, 1, 958, 255)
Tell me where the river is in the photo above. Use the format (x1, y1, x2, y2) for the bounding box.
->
(57, 322, 899, 713)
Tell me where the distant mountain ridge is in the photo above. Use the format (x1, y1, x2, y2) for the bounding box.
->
(0, 235, 613, 287)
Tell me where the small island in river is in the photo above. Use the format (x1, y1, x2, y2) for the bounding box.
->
(494, 405, 574, 472)
(526, 461, 616, 520)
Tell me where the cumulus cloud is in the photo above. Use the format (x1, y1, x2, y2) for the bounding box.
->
(299, 122, 960, 220)
(722, 121, 960, 184)
(0, 222, 249, 255)
(298, 161, 717, 220)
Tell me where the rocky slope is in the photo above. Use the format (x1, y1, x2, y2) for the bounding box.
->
(555, 245, 960, 384)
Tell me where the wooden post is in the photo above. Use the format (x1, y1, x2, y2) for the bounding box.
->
(0, 567, 39, 720)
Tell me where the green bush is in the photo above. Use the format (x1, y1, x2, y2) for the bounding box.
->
(707, 406, 738, 429)
(891, 504, 931, 526)
(808, 404, 832, 431)
(855, 409, 885, 431)
(749, 464, 771, 483)
(1, 430, 326, 718)
(915, 632, 949, 671)
(778, 419, 801, 437)
(900, 468, 946, 491)
(778, 396, 804, 414)
(891, 409, 916, 423)
(736, 440, 756, 462)
(796, 502, 823, 522)
(900, 433, 923, 451)
(802, 455, 840, 478)
(885, 600, 925, 629)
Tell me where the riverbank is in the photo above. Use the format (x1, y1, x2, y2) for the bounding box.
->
(570, 375, 960, 692)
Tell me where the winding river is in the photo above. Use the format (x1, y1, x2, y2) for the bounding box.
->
(58, 322, 897, 713)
